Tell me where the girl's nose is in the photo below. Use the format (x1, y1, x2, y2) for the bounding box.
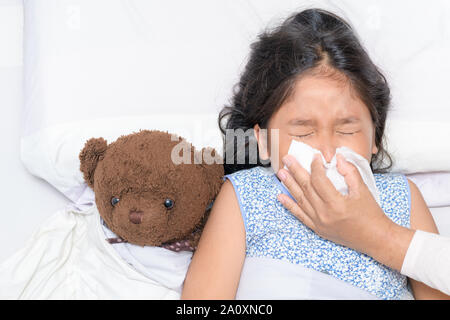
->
(315, 143, 336, 164)
(320, 149, 336, 163)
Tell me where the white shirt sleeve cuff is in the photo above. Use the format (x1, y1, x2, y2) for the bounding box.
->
(401, 230, 450, 295)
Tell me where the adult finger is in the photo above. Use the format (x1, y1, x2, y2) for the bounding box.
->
(336, 154, 365, 198)
(282, 155, 323, 209)
(310, 154, 341, 203)
(277, 193, 316, 231)
(277, 168, 315, 217)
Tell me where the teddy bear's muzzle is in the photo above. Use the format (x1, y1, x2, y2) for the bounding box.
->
(129, 210, 144, 224)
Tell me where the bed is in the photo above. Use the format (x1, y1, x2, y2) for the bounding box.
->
(1, 0, 450, 299)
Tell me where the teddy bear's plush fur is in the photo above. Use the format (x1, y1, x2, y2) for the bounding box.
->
(79, 130, 223, 249)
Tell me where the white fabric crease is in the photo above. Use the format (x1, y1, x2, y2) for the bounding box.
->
(0, 204, 183, 299)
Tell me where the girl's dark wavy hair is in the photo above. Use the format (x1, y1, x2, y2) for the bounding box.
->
(218, 8, 393, 175)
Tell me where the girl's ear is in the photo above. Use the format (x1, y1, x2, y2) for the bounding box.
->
(253, 124, 270, 160)
(371, 127, 378, 155)
(79, 137, 108, 188)
(372, 144, 378, 155)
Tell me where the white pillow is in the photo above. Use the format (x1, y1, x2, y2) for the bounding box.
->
(406, 172, 450, 208)
(21, 0, 450, 201)
(21, 114, 221, 203)
(385, 119, 450, 174)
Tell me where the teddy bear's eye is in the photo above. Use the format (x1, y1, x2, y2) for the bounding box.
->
(111, 197, 120, 206)
(164, 199, 174, 209)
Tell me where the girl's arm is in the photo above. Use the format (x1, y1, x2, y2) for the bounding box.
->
(407, 179, 450, 300)
(181, 179, 246, 299)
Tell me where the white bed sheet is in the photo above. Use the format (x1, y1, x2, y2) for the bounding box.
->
(430, 207, 450, 237)
(0, 0, 69, 263)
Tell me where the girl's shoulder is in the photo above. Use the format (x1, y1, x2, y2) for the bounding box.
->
(224, 166, 274, 184)
(374, 172, 411, 228)
(223, 166, 277, 212)
(373, 171, 407, 180)
(373, 172, 409, 191)
(225, 165, 272, 177)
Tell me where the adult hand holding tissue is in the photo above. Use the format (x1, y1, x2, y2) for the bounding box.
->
(282, 140, 381, 206)
(278, 141, 425, 278)
(277, 139, 391, 258)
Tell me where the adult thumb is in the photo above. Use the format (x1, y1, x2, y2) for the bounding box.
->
(336, 154, 364, 197)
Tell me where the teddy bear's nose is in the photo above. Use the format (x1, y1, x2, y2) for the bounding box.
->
(129, 210, 144, 224)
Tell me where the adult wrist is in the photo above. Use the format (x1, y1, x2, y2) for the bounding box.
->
(367, 216, 415, 271)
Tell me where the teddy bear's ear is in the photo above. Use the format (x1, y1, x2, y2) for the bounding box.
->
(79, 137, 108, 188)
(199, 147, 225, 200)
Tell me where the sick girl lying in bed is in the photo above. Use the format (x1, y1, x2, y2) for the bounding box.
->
(182, 8, 450, 299)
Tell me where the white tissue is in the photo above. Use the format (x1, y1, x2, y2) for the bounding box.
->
(285, 140, 381, 205)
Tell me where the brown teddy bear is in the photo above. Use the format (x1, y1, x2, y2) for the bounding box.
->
(78, 130, 223, 251)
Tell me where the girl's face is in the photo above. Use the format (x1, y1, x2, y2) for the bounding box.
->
(254, 74, 378, 172)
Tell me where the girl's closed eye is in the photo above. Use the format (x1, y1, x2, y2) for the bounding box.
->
(292, 132, 314, 138)
(291, 129, 361, 138)
(337, 130, 361, 135)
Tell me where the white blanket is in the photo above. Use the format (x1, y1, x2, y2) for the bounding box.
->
(236, 257, 403, 300)
(0, 200, 421, 300)
(0, 204, 183, 299)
